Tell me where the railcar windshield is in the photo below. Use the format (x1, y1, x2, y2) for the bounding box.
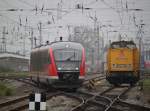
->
(54, 49, 82, 61)
(53, 49, 82, 71)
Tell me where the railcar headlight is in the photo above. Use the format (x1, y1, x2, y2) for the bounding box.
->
(58, 67, 62, 70)
(75, 67, 79, 70)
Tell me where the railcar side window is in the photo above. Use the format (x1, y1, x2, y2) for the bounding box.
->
(31, 49, 51, 71)
(31, 50, 41, 71)
(37, 50, 41, 71)
(41, 49, 51, 64)
(40, 49, 51, 71)
(47, 50, 51, 63)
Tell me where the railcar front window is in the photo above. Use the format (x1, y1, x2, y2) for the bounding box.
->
(54, 49, 82, 61)
(54, 49, 82, 71)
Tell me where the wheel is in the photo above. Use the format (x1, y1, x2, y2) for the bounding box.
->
(72, 88, 77, 92)
(68, 88, 77, 92)
(113, 83, 120, 87)
(130, 83, 135, 87)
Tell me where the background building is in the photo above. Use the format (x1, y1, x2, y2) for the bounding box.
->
(0, 53, 29, 72)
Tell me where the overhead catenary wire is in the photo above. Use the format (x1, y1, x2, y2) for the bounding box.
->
(0, 0, 149, 56)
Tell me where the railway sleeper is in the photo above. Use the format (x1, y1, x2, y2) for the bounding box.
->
(112, 100, 150, 111)
(86, 79, 103, 89)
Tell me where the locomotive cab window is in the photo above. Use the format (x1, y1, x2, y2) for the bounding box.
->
(126, 44, 136, 49)
(111, 41, 136, 49)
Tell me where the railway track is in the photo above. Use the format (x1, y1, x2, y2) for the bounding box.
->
(71, 86, 150, 111)
(110, 100, 150, 111)
(0, 73, 106, 91)
(0, 75, 37, 86)
(0, 78, 150, 111)
(0, 91, 84, 111)
(2, 74, 149, 111)
(70, 87, 114, 111)
(0, 74, 105, 111)
(0, 94, 29, 111)
(0, 74, 106, 90)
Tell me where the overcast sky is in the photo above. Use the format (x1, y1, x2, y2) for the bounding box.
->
(0, 0, 150, 55)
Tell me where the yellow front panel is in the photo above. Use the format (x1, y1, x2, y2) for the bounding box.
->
(109, 48, 133, 71)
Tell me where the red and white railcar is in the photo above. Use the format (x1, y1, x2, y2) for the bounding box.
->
(30, 41, 85, 88)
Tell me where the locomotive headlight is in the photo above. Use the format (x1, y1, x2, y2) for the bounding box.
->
(75, 67, 79, 70)
(112, 64, 115, 68)
(128, 64, 131, 68)
(58, 67, 62, 70)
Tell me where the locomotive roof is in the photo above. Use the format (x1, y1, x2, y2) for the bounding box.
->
(32, 41, 83, 52)
(111, 40, 135, 45)
(110, 40, 136, 48)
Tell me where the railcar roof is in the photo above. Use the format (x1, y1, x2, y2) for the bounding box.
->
(32, 41, 83, 52)
(51, 41, 83, 50)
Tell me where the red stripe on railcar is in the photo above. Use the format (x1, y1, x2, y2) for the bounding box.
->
(145, 61, 150, 68)
(48, 48, 58, 77)
(80, 48, 85, 76)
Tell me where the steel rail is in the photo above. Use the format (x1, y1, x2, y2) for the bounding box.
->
(0, 91, 84, 111)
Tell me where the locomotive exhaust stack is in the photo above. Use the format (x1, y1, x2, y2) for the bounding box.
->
(60, 36, 63, 41)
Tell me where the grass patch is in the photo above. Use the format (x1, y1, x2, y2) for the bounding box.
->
(0, 71, 30, 77)
(0, 66, 30, 77)
(0, 82, 14, 96)
(140, 79, 150, 94)
(0, 67, 14, 73)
